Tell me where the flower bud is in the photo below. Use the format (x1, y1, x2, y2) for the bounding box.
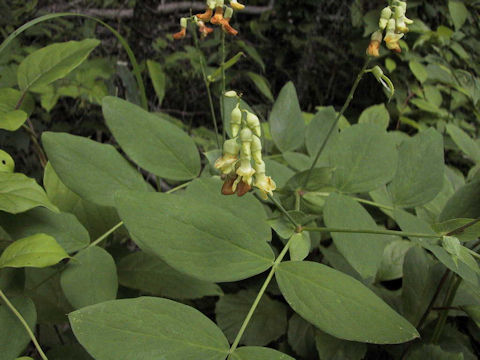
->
(240, 127, 253, 143)
(367, 31, 382, 57)
(230, 0, 245, 11)
(224, 6, 234, 19)
(223, 138, 240, 156)
(225, 90, 238, 98)
(246, 111, 261, 137)
(380, 6, 392, 20)
(215, 138, 240, 174)
(253, 159, 266, 174)
(251, 135, 263, 164)
(230, 104, 242, 137)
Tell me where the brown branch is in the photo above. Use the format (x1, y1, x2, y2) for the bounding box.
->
(39, 1, 275, 19)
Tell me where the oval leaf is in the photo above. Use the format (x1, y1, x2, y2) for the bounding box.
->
(269, 82, 305, 152)
(60, 246, 118, 309)
(276, 261, 419, 344)
(0, 233, 69, 268)
(42, 132, 149, 207)
(103, 96, 200, 180)
(115, 191, 274, 282)
(17, 39, 100, 92)
(0, 172, 58, 214)
(69, 297, 229, 360)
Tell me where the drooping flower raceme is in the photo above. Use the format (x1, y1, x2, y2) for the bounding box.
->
(366, 0, 413, 56)
(215, 91, 276, 198)
(173, 0, 244, 40)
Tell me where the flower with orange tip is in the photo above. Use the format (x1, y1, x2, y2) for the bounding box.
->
(384, 33, 403, 53)
(196, 8, 213, 22)
(173, 18, 188, 40)
(366, 31, 382, 57)
(198, 21, 214, 38)
(230, 0, 245, 11)
(210, 6, 224, 25)
(221, 7, 239, 36)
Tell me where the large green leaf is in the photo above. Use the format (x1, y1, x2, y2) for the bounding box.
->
(446, 124, 480, 163)
(305, 106, 338, 161)
(0, 208, 89, 254)
(115, 191, 274, 282)
(269, 82, 305, 152)
(0, 172, 58, 214)
(47, 344, 93, 360)
(69, 297, 229, 360)
(117, 251, 222, 299)
(186, 178, 271, 242)
(276, 261, 420, 344)
(103, 97, 200, 180)
(330, 123, 397, 193)
(42, 132, 149, 207)
(440, 180, 480, 220)
(230, 347, 294, 360)
(315, 330, 367, 360)
(0, 296, 37, 360)
(60, 246, 117, 309)
(43, 162, 120, 239)
(358, 104, 390, 130)
(0, 233, 69, 269)
(388, 128, 444, 207)
(216, 289, 287, 346)
(17, 39, 100, 92)
(324, 193, 389, 279)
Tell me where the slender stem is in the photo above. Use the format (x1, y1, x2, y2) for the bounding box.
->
(313, 192, 394, 211)
(431, 275, 462, 343)
(268, 194, 300, 229)
(302, 58, 371, 188)
(89, 221, 124, 248)
(0, 289, 48, 360)
(303, 226, 441, 239)
(294, 191, 301, 211)
(220, 30, 226, 142)
(21, 123, 47, 168)
(228, 236, 294, 354)
(165, 181, 191, 194)
(193, 25, 221, 148)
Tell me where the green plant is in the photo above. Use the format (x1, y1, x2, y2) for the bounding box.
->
(0, 1, 479, 359)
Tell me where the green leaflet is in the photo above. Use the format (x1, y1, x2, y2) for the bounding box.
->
(69, 297, 229, 360)
(276, 261, 420, 344)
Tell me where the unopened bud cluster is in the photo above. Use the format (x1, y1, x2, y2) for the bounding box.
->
(215, 91, 276, 199)
(173, 0, 245, 40)
(367, 1, 413, 56)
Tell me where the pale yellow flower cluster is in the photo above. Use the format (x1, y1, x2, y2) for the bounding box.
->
(215, 91, 276, 199)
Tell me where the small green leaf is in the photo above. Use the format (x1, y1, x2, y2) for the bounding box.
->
(330, 124, 397, 193)
(446, 124, 480, 163)
(69, 297, 229, 360)
(276, 261, 419, 344)
(0, 233, 68, 268)
(0, 208, 89, 254)
(216, 289, 287, 346)
(146, 60, 166, 105)
(42, 132, 149, 207)
(0, 296, 37, 360)
(115, 191, 274, 282)
(246, 72, 274, 102)
(388, 128, 444, 207)
(289, 232, 311, 261)
(324, 194, 389, 279)
(230, 347, 294, 360)
(60, 246, 118, 309)
(409, 61, 428, 83)
(0, 172, 59, 214)
(287, 313, 316, 358)
(269, 82, 305, 152)
(17, 39, 100, 92)
(103, 96, 201, 181)
(448, 1, 468, 30)
(358, 104, 390, 130)
(117, 251, 222, 299)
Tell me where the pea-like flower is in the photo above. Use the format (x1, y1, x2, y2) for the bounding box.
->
(253, 161, 276, 199)
(214, 138, 240, 174)
(231, 103, 242, 137)
(173, 18, 188, 39)
(367, 31, 382, 57)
